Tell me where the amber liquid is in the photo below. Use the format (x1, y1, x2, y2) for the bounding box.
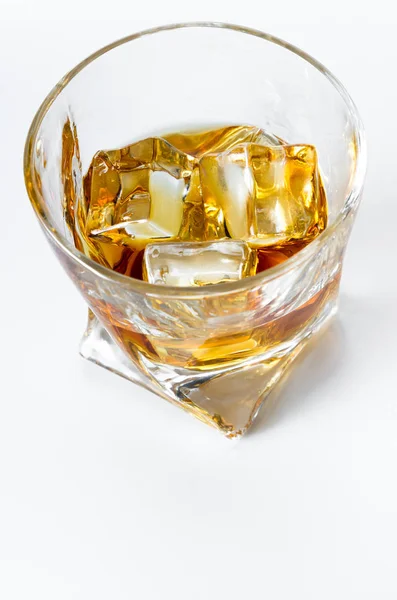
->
(68, 124, 326, 278)
(88, 273, 339, 371)
(63, 123, 332, 370)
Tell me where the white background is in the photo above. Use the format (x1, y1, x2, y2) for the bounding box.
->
(1, 2, 397, 599)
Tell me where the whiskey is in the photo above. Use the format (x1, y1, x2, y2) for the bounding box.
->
(89, 273, 339, 371)
(71, 124, 327, 282)
(65, 124, 332, 370)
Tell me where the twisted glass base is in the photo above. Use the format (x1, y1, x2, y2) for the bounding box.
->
(79, 291, 338, 437)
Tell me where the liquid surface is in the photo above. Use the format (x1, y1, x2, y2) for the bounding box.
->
(69, 124, 327, 285)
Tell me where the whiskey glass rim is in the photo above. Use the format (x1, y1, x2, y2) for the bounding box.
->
(24, 21, 366, 297)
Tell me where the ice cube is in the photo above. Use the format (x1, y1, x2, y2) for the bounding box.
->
(200, 144, 327, 247)
(172, 127, 280, 242)
(85, 138, 195, 248)
(143, 240, 257, 287)
(163, 124, 280, 158)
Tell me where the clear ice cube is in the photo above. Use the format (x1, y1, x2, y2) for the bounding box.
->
(200, 143, 327, 247)
(143, 240, 257, 287)
(85, 138, 195, 247)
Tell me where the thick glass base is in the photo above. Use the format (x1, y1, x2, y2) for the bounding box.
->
(79, 292, 338, 437)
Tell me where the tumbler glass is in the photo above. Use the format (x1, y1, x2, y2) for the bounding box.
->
(24, 23, 366, 437)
